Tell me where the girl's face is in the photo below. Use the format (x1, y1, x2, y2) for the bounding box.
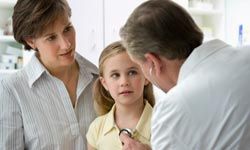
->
(26, 15, 76, 70)
(100, 52, 149, 106)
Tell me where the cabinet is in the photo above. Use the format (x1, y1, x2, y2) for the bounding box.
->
(174, 0, 225, 41)
(0, 0, 23, 74)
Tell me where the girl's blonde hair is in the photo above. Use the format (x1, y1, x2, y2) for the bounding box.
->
(93, 41, 155, 116)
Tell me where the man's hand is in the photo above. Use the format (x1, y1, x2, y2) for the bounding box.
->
(119, 132, 151, 150)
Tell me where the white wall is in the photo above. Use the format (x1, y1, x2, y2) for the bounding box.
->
(68, 0, 104, 65)
(104, 0, 145, 46)
(69, 0, 145, 65)
(225, 0, 250, 46)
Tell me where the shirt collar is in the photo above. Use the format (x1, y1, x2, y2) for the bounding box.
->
(75, 53, 98, 75)
(25, 52, 98, 88)
(102, 101, 152, 140)
(134, 101, 152, 139)
(24, 52, 47, 88)
(75, 53, 98, 98)
(102, 105, 116, 136)
(178, 39, 229, 82)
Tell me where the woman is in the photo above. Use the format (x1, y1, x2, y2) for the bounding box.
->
(0, 0, 98, 149)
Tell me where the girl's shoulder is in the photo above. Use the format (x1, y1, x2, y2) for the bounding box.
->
(90, 114, 109, 127)
(88, 108, 115, 135)
(87, 113, 113, 143)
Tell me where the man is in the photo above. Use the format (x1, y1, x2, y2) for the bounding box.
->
(119, 0, 250, 149)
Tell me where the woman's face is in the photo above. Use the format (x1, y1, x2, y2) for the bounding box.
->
(26, 15, 76, 70)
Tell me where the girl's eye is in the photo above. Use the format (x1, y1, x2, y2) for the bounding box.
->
(111, 73, 119, 79)
(128, 70, 138, 76)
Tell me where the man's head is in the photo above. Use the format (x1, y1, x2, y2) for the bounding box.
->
(120, 0, 203, 92)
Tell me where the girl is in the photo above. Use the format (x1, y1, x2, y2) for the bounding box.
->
(86, 41, 155, 150)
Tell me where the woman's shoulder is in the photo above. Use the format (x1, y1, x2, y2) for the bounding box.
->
(1, 69, 27, 89)
(75, 53, 98, 75)
(0, 70, 28, 102)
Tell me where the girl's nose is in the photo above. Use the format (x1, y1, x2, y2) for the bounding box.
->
(120, 76, 129, 87)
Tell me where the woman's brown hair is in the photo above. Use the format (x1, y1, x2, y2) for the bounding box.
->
(12, 0, 71, 50)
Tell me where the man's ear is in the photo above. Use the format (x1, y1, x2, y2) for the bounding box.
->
(24, 37, 36, 50)
(144, 52, 162, 76)
(99, 76, 109, 91)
